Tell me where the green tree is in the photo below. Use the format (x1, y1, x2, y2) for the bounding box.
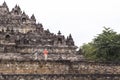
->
(82, 42, 97, 60)
(82, 27, 120, 61)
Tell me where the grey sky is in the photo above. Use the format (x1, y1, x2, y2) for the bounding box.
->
(1, 0, 120, 47)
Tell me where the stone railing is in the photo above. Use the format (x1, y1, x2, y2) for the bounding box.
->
(0, 60, 119, 74)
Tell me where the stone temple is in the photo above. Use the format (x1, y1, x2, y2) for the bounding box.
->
(0, 2, 82, 60)
(0, 2, 120, 80)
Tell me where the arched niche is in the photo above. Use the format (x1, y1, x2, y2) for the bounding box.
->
(22, 17, 26, 22)
(58, 37, 62, 44)
(14, 10, 19, 15)
(5, 34, 10, 40)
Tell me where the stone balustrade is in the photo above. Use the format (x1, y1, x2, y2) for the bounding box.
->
(0, 60, 119, 74)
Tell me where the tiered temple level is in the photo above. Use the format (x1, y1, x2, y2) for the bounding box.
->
(0, 2, 77, 56)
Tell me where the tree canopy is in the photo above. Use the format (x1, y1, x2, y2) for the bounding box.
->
(82, 27, 120, 61)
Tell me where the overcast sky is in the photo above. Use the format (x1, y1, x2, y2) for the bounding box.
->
(0, 0, 120, 47)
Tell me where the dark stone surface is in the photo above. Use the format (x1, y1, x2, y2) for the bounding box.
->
(0, 74, 120, 80)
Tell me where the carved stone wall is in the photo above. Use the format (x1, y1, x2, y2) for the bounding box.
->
(0, 60, 119, 80)
(0, 74, 120, 80)
(0, 60, 119, 74)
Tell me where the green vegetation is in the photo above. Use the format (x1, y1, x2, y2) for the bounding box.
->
(82, 27, 120, 61)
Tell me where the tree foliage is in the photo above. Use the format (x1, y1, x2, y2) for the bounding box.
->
(82, 27, 120, 61)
